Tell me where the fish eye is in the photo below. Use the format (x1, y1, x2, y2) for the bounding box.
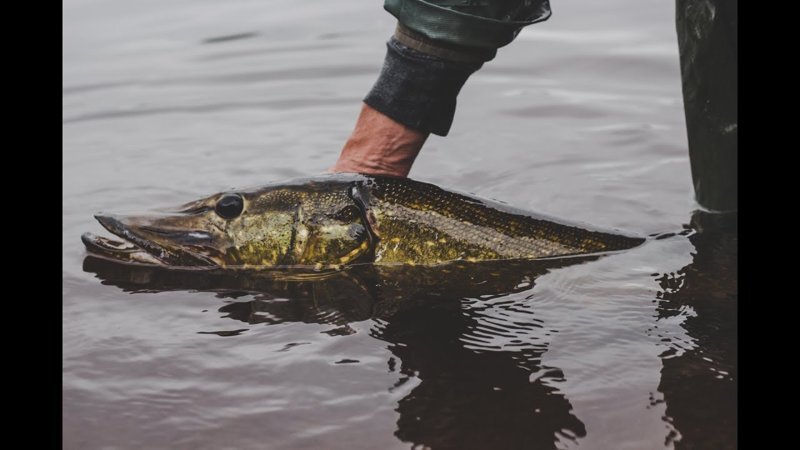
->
(215, 194, 244, 219)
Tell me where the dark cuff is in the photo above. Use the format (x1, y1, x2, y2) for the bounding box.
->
(364, 37, 482, 136)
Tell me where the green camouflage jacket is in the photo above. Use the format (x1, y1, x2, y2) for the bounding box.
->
(385, 0, 551, 61)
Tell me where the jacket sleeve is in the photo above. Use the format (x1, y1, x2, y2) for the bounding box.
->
(384, 0, 551, 59)
(363, 1, 552, 136)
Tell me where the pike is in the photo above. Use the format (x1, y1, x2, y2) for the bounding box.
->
(82, 174, 644, 269)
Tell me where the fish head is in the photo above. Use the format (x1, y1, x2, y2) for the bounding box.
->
(82, 177, 376, 269)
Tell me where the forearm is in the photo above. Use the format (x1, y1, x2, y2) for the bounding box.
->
(331, 103, 427, 178)
(332, 1, 553, 177)
(331, 34, 480, 177)
(332, 31, 483, 177)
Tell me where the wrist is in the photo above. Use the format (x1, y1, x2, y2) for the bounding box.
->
(331, 103, 428, 178)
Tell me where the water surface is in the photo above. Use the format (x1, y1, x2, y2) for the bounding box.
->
(63, 1, 736, 448)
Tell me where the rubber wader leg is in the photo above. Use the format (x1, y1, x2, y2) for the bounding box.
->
(676, 0, 738, 212)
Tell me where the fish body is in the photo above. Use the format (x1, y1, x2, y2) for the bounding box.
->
(82, 174, 643, 269)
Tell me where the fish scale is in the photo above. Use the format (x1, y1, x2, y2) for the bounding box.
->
(83, 174, 644, 269)
(366, 177, 642, 264)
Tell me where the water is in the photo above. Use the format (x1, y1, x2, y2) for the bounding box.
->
(63, 1, 737, 448)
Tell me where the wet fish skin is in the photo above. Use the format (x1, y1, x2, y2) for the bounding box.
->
(364, 177, 643, 264)
(83, 174, 644, 268)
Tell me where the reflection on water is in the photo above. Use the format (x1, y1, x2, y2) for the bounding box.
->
(85, 256, 596, 449)
(655, 212, 737, 449)
(83, 219, 735, 450)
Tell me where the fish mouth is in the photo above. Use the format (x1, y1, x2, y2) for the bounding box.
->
(82, 214, 216, 267)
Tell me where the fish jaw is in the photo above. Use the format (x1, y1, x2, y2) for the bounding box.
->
(83, 214, 220, 267)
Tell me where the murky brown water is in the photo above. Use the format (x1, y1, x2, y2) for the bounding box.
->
(63, 1, 736, 448)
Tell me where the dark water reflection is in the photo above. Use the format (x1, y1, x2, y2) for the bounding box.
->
(84, 256, 596, 449)
(655, 212, 737, 449)
(83, 215, 735, 450)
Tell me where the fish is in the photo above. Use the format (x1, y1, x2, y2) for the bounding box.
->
(81, 174, 644, 269)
